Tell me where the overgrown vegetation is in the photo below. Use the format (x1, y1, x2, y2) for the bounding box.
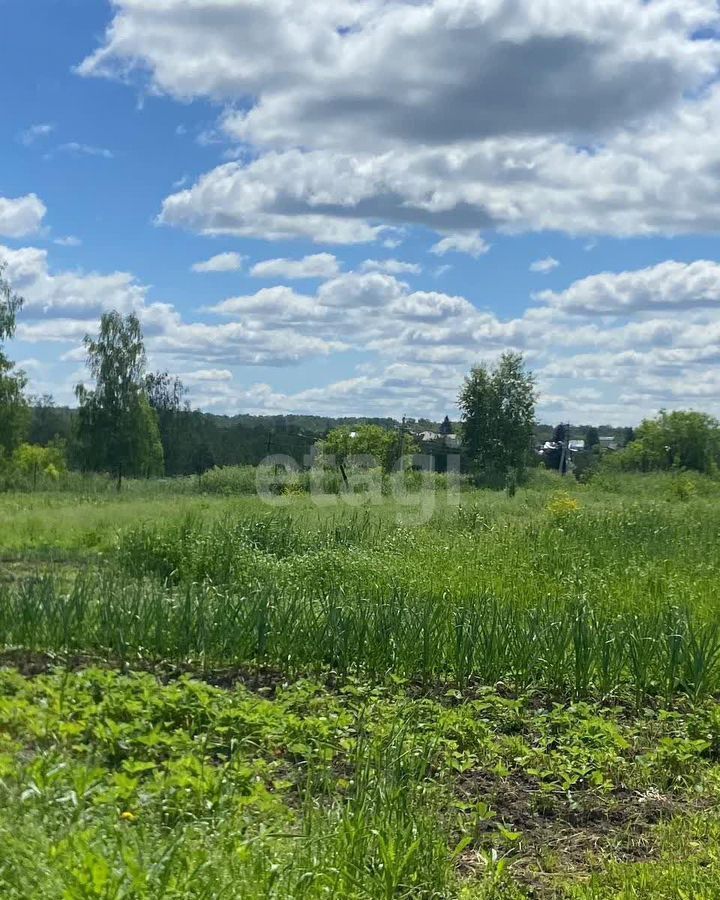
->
(2, 471, 720, 895)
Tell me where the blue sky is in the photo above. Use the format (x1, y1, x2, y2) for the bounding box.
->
(2, 0, 720, 424)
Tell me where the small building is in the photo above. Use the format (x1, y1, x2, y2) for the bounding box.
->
(599, 436, 619, 450)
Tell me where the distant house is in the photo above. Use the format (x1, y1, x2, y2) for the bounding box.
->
(599, 436, 619, 450)
(568, 440, 585, 452)
(416, 428, 461, 449)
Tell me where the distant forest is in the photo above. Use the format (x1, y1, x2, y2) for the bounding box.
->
(28, 399, 630, 476)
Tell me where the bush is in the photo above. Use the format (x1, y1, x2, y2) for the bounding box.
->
(613, 410, 720, 475)
(546, 490, 582, 520)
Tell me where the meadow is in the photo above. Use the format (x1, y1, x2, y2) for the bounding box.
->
(2, 467, 720, 897)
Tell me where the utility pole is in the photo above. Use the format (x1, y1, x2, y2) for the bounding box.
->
(559, 422, 570, 476)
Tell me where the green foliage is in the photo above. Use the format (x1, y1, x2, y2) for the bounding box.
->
(616, 409, 720, 474)
(11, 441, 67, 489)
(132, 393, 165, 478)
(75, 312, 164, 487)
(3, 487, 720, 701)
(3, 669, 720, 896)
(0, 263, 29, 456)
(5, 474, 720, 893)
(459, 352, 537, 478)
(145, 371, 193, 476)
(585, 426, 600, 449)
(320, 423, 418, 474)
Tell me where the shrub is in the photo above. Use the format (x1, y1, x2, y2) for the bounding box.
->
(546, 490, 581, 519)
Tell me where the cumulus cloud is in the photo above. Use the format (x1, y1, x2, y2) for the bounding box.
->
(12, 237, 720, 420)
(81, 0, 720, 246)
(2, 242, 348, 373)
(250, 253, 339, 279)
(151, 321, 345, 367)
(0, 195, 47, 238)
(159, 157, 385, 244)
(81, 0, 720, 148)
(530, 257, 560, 274)
(538, 260, 720, 315)
(361, 259, 422, 275)
(431, 233, 491, 258)
(0, 243, 151, 322)
(317, 271, 407, 309)
(207, 286, 323, 324)
(191, 251, 245, 273)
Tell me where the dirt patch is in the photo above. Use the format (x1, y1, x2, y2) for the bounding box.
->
(455, 770, 711, 895)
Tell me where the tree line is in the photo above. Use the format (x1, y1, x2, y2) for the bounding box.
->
(3, 260, 720, 489)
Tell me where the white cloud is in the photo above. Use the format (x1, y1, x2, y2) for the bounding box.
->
(55, 142, 114, 159)
(0, 195, 47, 238)
(54, 236, 82, 247)
(82, 0, 720, 246)
(159, 157, 384, 244)
(539, 260, 720, 315)
(0, 243, 150, 322)
(207, 286, 323, 323)
(530, 256, 560, 274)
(2, 242, 348, 373)
(11, 196, 720, 421)
(250, 253, 339, 280)
(191, 251, 244, 273)
(317, 271, 406, 309)
(18, 124, 54, 146)
(182, 368, 233, 383)
(81, 0, 720, 148)
(151, 321, 345, 366)
(431, 233, 491, 258)
(361, 259, 422, 275)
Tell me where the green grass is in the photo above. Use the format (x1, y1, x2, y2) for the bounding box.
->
(3, 468, 720, 895)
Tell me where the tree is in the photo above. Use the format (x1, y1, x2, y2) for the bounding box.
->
(28, 394, 72, 445)
(75, 311, 164, 489)
(0, 263, 30, 457)
(553, 423, 569, 444)
(132, 393, 165, 478)
(320, 424, 418, 475)
(459, 352, 537, 478)
(13, 441, 67, 490)
(585, 426, 600, 450)
(192, 439, 215, 483)
(439, 415, 453, 436)
(146, 371, 189, 475)
(622, 410, 720, 474)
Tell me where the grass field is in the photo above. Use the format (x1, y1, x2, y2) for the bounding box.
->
(3, 468, 720, 897)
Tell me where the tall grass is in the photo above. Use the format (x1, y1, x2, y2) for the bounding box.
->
(3, 477, 720, 700)
(3, 568, 720, 699)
